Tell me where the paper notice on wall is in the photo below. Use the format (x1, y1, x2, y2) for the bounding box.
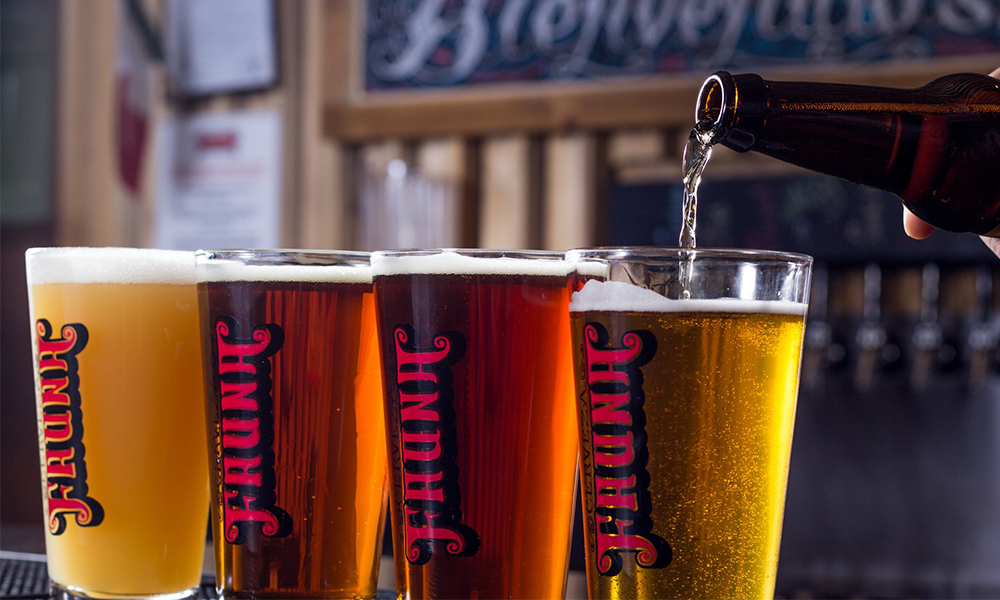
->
(164, 0, 277, 96)
(153, 110, 282, 251)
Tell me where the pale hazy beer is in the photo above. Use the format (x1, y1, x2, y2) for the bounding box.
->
(568, 249, 811, 600)
(372, 250, 578, 600)
(26, 247, 209, 600)
(197, 251, 386, 600)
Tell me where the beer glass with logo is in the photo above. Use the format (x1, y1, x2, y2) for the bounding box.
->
(567, 248, 812, 600)
(196, 250, 386, 600)
(25, 247, 209, 600)
(371, 250, 579, 599)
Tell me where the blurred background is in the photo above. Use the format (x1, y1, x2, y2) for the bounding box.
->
(3, 1, 1000, 597)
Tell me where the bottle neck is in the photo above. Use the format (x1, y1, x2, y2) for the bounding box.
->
(695, 72, 768, 152)
(692, 71, 1000, 234)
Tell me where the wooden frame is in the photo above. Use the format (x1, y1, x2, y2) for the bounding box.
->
(322, 1, 1000, 142)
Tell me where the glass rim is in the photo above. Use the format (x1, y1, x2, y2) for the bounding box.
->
(196, 250, 372, 283)
(371, 248, 565, 260)
(195, 249, 371, 264)
(567, 246, 813, 266)
(371, 248, 571, 278)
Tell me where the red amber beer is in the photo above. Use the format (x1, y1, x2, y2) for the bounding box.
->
(197, 251, 386, 600)
(26, 247, 209, 600)
(568, 248, 811, 600)
(372, 250, 579, 599)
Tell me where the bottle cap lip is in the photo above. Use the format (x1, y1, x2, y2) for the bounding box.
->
(695, 71, 767, 152)
(695, 71, 733, 139)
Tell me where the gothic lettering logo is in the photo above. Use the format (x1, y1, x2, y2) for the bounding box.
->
(392, 324, 480, 565)
(36, 320, 104, 535)
(214, 316, 292, 545)
(583, 322, 670, 577)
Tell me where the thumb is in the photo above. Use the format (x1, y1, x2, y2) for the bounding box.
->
(903, 206, 935, 239)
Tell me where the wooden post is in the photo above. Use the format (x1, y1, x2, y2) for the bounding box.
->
(480, 135, 531, 249)
(543, 133, 596, 251)
(417, 137, 467, 246)
(296, 0, 350, 250)
(56, 0, 123, 246)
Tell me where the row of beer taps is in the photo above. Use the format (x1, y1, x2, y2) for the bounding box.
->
(802, 263, 1000, 394)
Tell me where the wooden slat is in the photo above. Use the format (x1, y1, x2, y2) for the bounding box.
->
(480, 135, 531, 249)
(56, 0, 123, 245)
(322, 0, 362, 106)
(297, 0, 348, 250)
(417, 137, 466, 247)
(355, 140, 405, 250)
(417, 137, 465, 181)
(461, 139, 481, 248)
(607, 129, 666, 168)
(277, 0, 300, 248)
(326, 77, 703, 142)
(614, 144, 816, 185)
(324, 55, 1000, 142)
(360, 140, 406, 176)
(543, 133, 595, 251)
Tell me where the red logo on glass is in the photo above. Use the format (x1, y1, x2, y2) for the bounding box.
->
(35, 320, 104, 535)
(583, 323, 670, 577)
(392, 324, 480, 565)
(214, 317, 292, 545)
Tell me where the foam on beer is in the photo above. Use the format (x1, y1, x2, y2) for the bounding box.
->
(26, 247, 197, 285)
(197, 263, 372, 284)
(371, 250, 572, 277)
(570, 279, 807, 315)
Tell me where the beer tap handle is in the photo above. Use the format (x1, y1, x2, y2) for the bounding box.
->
(909, 264, 942, 394)
(802, 265, 831, 391)
(853, 264, 885, 393)
(967, 267, 997, 393)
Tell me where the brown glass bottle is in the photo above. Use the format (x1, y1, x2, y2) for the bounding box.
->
(695, 71, 1000, 235)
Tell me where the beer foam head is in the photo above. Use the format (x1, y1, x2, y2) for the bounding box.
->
(26, 247, 197, 285)
(197, 262, 372, 284)
(574, 259, 610, 279)
(371, 250, 571, 277)
(570, 279, 807, 315)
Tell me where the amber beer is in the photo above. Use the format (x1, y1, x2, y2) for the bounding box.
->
(197, 251, 386, 600)
(568, 249, 811, 600)
(372, 250, 579, 599)
(25, 247, 209, 600)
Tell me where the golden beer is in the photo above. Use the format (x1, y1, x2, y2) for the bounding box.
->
(26, 248, 209, 599)
(570, 273, 807, 599)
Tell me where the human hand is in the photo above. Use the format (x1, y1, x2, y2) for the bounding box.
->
(903, 67, 1000, 254)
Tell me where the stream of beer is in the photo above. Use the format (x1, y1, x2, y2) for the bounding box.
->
(679, 128, 714, 298)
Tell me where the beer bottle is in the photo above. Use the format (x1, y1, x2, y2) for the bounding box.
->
(694, 71, 1000, 235)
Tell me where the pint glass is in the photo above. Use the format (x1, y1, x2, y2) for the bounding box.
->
(567, 248, 812, 600)
(25, 247, 209, 600)
(196, 250, 386, 600)
(371, 250, 579, 599)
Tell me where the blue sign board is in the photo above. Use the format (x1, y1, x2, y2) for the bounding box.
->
(366, 0, 1000, 90)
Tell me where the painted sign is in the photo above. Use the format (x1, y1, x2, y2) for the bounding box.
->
(366, 0, 1000, 90)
